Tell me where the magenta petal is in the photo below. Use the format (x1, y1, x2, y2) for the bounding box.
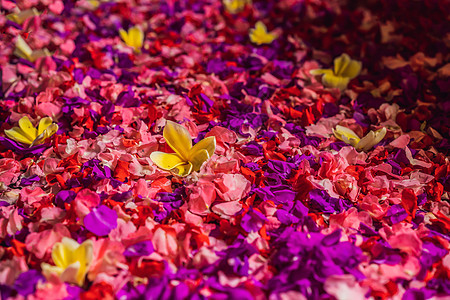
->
(84, 205, 118, 236)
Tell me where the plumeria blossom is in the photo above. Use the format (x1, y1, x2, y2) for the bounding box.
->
(4, 116, 58, 147)
(119, 26, 144, 51)
(6, 8, 40, 25)
(333, 125, 387, 151)
(223, 0, 251, 14)
(14, 36, 51, 62)
(249, 21, 277, 45)
(41, 238, 93, 286)
(310, 54, 362, 90)
(150, 121, 216, 177)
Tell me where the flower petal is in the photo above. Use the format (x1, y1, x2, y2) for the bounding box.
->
(333, 53, 351, 77)
(310, 69, 333, 76)
(60, 261, 82, 285)
(128, 27, 144, 49)
(190, 136, 216, 158)
(119, 29, 129, 45)
(37, 117, 53, 135)
(32, 123, 58, 146)
(163, 121, 192, 160)
(18, 116, 37, 141)
(357, 127, 387, 151)
(4, 127, 34, 145)
(172, 162, 194, 177)
(14, 36, 33, 61)
(150, 151, 186, 170)
(322, 73, 350, 90)
(189, 148, 210, 172)
(52, 238, 79, 268)
(340, 59, 362, 79)
(333, 125, 360, 147)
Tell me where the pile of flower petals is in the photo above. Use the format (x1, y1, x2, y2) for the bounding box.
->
(0, 0, 449, 299)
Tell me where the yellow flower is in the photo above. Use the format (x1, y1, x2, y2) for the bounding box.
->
(333, 125, 387, 152)
(310, 53, 362, 90)
(150, 121, 216, 177)
(119, 26, 144, 51)
(14, 36, 51, 62)
(41, 238, 93, 286)
(6, 8, 39, 25)
(4, 116, 58, 147)
(249, 21, 277, 45)
(223, 0, 251, 14)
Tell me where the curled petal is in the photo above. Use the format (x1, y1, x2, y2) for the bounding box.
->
(189, 149, 211, 172)
(32, 123, 59, 146)
(38, 117, 53, 135)
(357, 127, 387, 151)
(163, 121, 192, 160)
(60, 261, 82, 285)
(172, 162, 194, 177)
(333, 126, 360, 147)
(150, 152, 186, 171)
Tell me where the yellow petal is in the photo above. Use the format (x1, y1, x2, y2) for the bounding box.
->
(29, 48, 51, 62)
(333, 125, 360, 147)
(163, 121, 192, 160)
(223, 0, 248, 13)
(6, 8, 39, 25)
(250, 21, 276, 45)
(32, 123, 58, 146)
(119, 29, 130, 45)
(150, 152, 186, 171)
(52, 242, 71, 269)
(171, 162, 193, 177)
(356, 127, 387, 151)
(189, 149, 210, 172)
(38, 117, 53, 135)
(333, 54, 351, 77)
(4, 127, 34, 145)
(340, 60, 362, 79)
(73, 240, 93, 285)
(322, 73, 350, 90)
(189, 136, 216, 158)
(18, 116, 37, 141)
(14, 36, 33, 61)
(310, 69, 333, 76)
(128, 27, 144, 49)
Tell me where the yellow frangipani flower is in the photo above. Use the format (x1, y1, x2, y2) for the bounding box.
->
(333, 125, 387, 152)
(6, 8, 39, 25)
(249, 21, 277, 45)
(5, 116, 58, 147)
(223, 0, 251, 14)
(310, 53, 362, 90)
(150, 121, 216, 177)
(41, 238, 93, 286)
(14, 35, 51, 62)
(119, 26, 144, 51)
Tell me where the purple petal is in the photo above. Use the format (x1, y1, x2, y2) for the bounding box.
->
(84, 205, 118, 236)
